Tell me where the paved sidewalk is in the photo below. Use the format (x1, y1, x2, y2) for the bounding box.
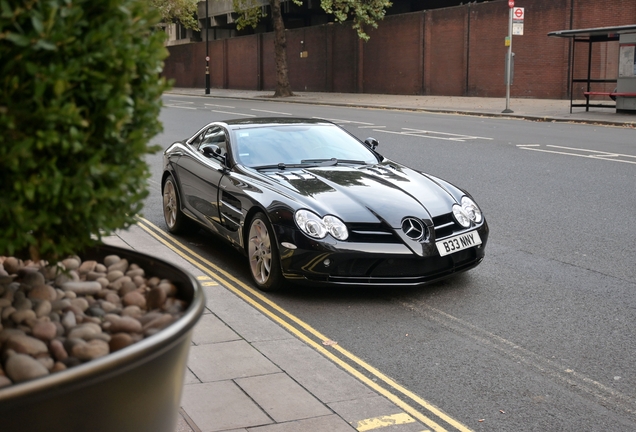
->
(166, 88, 636, 127)
(104, 90, 632, 432)
(104, 226, 430, 432)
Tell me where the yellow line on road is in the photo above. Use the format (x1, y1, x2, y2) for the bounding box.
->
(136, 217, 473, 432)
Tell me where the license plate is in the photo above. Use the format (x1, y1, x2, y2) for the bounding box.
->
(436, 231, 482, 257)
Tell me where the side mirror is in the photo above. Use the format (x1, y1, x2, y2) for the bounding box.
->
(202, 144, 224, 159)
(364, 137, 379, 150)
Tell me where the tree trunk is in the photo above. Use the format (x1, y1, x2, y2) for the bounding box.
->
(269, 0, 294, 97)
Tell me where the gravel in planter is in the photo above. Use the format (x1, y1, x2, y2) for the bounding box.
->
(0, 254, 188, 387)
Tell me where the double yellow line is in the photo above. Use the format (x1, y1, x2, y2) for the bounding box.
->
(136, 216, 473, 432)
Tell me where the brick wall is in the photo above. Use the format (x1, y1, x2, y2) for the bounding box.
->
(164, 0, 636, 99)
(427, 6, 468, 96)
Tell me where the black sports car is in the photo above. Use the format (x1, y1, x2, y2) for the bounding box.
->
(162, 118, 488, 291)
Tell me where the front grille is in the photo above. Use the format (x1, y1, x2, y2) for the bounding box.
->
(432, 212, 461, 239)
(346, 223, 400, 244)
(330, 248, 478, 279)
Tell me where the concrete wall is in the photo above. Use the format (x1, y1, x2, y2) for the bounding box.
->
(163, 0, 636, 99)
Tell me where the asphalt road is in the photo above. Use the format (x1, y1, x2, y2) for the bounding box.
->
(142, 94, 636, 431)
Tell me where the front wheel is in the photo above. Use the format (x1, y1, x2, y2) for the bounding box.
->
(163, 175, 192, 234)
(247, 213, 284, 291)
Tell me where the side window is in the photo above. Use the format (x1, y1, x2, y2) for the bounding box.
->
(198, 127, 228, 158)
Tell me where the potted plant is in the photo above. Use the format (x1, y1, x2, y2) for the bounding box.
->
(0, 0, 204, 430)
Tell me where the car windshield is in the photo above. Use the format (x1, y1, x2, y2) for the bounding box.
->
(232, 124, 379, 168)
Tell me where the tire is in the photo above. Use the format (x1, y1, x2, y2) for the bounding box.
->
(162, 175, 192, 234)
(246, 212, 284, 291)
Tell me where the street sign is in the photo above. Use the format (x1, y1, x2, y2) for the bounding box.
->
(513, 23, 524, 35)
(509, 0, 514, 7)
(513, 7, 524, 21)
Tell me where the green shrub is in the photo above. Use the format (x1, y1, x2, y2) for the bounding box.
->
(0, 0, 170, 261)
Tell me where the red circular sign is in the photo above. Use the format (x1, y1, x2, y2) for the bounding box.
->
(514, 8, 523, 18)
(508, 0, 514, 7)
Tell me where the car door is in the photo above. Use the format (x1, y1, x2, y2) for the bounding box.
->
(175, 126, 229, 231)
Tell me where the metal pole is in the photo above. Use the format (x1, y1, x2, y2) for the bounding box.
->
(502, 6, 513, 113)
(205, 0, 210, 94)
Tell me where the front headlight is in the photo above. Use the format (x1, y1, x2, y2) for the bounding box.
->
(295, 210, 349, 240)
(461, 196, 483, 223)
(452, 196, 483, 228)
(452, 204, 471, 228)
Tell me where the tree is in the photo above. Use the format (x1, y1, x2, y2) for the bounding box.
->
(232, 0, 392, 97)
(151, 0, 199, 30)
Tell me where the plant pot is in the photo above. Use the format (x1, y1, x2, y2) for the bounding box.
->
(0, 244, 205, 432)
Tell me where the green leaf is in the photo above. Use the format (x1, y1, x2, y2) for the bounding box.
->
(5, 32, 30, 46)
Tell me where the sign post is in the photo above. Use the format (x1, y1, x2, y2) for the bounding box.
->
(503, 1, 514, 113)
(205, 0, 210, 95)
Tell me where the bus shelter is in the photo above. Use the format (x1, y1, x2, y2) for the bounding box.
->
(548, 24, 636, 113)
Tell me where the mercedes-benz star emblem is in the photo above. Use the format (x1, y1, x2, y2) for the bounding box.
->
(401, 217, 425, 241)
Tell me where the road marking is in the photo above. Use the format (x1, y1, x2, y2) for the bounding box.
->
(356, 413, 418, 431)
(205, 103, 236, 108)
(316, 117, 375, 126)
(373, 128, 492, 142)
(196, 275, 219, 286)
(518, 144, 636, 165)
(359, 125, 386, 129)
(165, 100, 197, 110)
(251, 108, 292, 115)
(211, 110, 256, 117)
(135, 217, 474, 432)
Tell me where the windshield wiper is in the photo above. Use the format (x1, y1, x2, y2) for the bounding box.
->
(252, 158, 368, 170)
(300, 158, 368, 166)
(252, 163, 305, 170)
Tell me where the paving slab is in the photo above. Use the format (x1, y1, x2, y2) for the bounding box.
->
(181, 381, 273, 432)
(192, 313, 241, 345)
(236, 372, 332, 422)
(246, 414, 356, 432)
(188, 339, 281, 382)
(204, 285, 293, 343)
(254, 338, 376, 403)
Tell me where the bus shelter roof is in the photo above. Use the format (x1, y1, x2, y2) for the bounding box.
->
(548, 24, 636, 41)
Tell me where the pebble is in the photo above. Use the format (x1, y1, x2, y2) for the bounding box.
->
(106, 316, 142, 334)
(122, 291, 146, 309)
(109, 333, 134, 352)
(78, 260, 97, 275)
(20, 270, 45, 288)
(5, 334, 49, 356)
(0, 253, 188, 388)
(108, 259, 129, 274)
(2, 257, 22, 274)
(32, 321, 58, 341)
(67, 323, 103, 340)
(5, 353, 50, 383)
(71, 339, 110, 361)
(49, 339, 68, 361)
(147, 287, 167, 310)
(61, 281, 101, 296)
(28, 284, 57, 301)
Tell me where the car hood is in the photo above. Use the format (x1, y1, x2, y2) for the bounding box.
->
(258, 162, 460, 228)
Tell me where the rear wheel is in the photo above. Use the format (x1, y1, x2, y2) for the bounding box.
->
(247, 213, 284, 291)
(163, 175, 192, 234)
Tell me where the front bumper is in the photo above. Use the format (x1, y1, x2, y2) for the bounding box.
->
(274, 221, 489, 287)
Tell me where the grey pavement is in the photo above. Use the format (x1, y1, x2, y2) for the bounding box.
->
(108, 90, 632, 432)
(166, 87, 636, 127)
